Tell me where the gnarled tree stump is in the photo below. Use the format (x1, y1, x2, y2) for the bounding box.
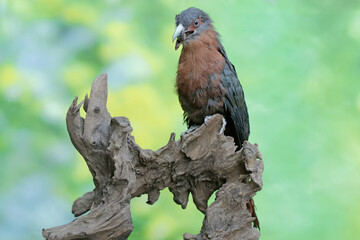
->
(42, 73, 263, 240)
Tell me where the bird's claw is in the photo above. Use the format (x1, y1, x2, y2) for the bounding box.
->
(182, 115, 226, 138)
(204, 115, 214, 125)
(181, 125, 200, 138)
(204, 115, 226, 135)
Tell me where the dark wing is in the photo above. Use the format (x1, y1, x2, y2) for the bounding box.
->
(218, 41, 250, 146)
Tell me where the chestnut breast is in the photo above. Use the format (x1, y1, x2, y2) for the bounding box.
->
(176, 29, 226, 124)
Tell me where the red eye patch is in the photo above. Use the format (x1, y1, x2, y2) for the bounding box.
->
(189, 18, 203, 31)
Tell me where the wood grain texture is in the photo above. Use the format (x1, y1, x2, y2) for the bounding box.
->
(42, 73, 263, 240)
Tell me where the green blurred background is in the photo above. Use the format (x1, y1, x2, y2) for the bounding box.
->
(1, 0, 359, 239)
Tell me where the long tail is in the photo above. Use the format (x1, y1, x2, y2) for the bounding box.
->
(246, 198, 260, 229)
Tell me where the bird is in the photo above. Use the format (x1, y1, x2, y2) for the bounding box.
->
(172, 7, 259, 229)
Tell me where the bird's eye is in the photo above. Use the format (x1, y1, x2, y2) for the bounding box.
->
(194, 20, 200, 27)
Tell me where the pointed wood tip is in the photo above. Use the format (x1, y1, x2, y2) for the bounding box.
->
(92, 73, 108, 88)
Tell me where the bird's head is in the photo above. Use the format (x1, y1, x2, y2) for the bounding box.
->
(172, 7, 213, 50)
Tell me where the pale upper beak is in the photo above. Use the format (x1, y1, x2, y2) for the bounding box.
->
(172, 24, 184, 42)
(172, 24, 185, 50)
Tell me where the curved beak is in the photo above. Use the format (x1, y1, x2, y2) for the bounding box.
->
(172, 24, 185, 50)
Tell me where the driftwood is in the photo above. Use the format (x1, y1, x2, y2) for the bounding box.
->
(42, 73, 264, 240)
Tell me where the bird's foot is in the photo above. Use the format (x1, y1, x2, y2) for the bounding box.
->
(181, 125, 200, 138)
(204, 115, 214, 125)
(204, 115, 227, 135)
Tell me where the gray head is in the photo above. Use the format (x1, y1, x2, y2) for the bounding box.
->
(172, 7, 214, 50)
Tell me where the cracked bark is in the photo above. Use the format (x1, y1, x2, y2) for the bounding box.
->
(42, 73, 264, 240)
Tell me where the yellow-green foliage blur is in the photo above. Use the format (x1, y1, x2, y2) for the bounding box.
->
(1, 0, 359, 239)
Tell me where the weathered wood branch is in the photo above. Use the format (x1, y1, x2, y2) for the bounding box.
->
(42, 73, 263, 240)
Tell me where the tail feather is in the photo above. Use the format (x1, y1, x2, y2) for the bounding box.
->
(246, 198, 260, 230)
